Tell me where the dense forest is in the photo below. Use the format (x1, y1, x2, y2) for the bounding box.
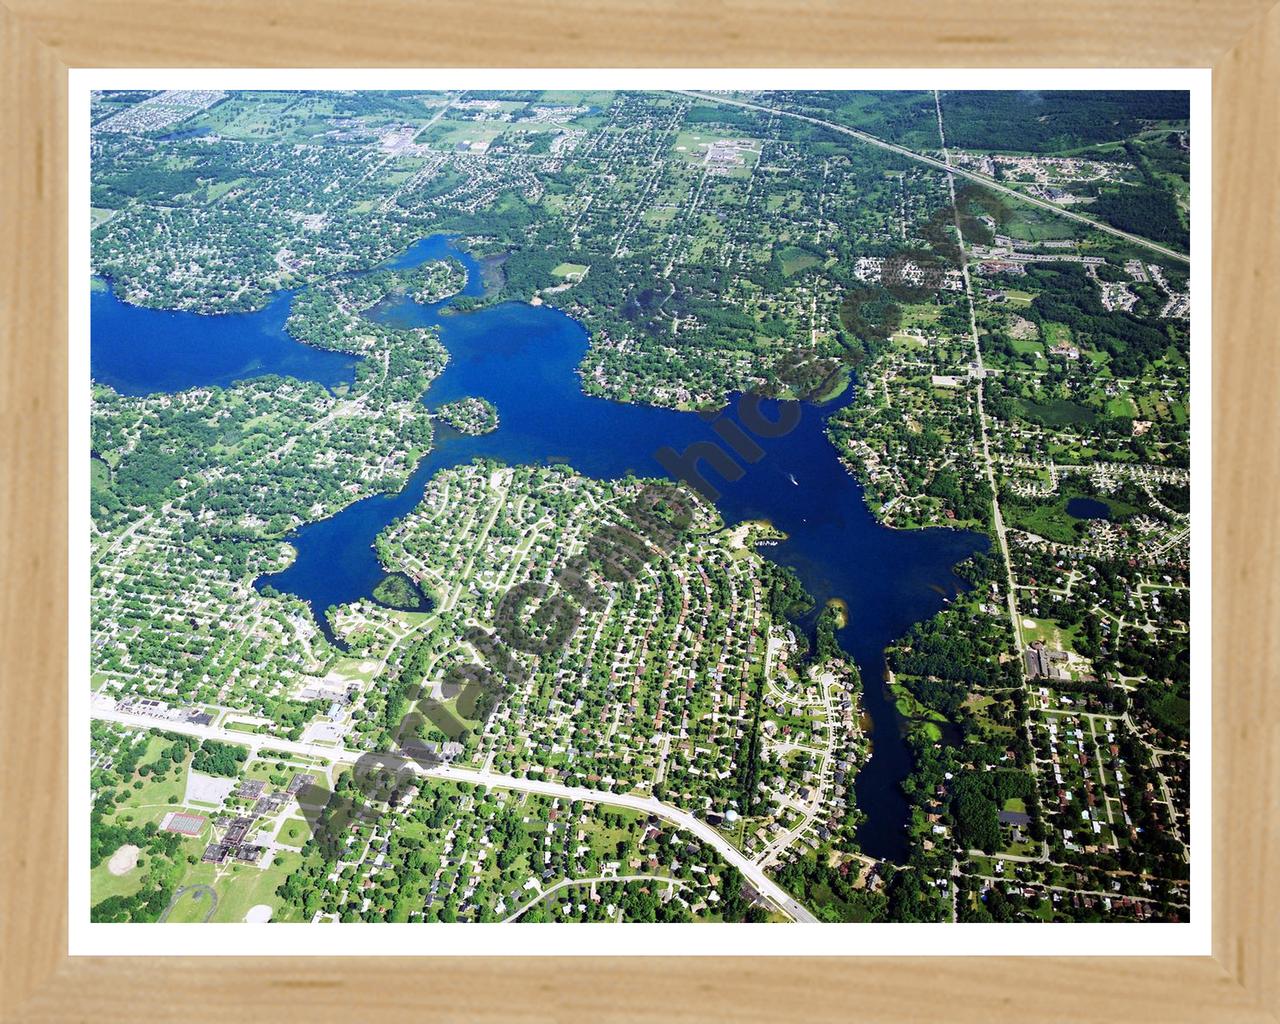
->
(1092, 185, 1187, 250)
(1019, 263, 1184, 377)
(935, 91, 1189, 153)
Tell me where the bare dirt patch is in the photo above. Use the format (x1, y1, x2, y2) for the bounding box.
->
(1009, 315, 1039, 340)
(108, 843, 140, 876)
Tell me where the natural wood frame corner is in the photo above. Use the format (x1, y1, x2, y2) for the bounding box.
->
(2, 2, 1276, 1019)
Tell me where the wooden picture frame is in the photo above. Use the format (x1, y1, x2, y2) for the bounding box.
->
(2, 2, 1275, 1019)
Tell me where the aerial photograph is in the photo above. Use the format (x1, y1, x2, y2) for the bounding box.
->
(87, 87, 1192, 926)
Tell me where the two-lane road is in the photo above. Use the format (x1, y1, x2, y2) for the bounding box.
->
(673, 91, 1189, 264)
(91, 700, 819, 923)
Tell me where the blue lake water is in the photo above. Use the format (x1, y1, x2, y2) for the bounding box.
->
(1066, 497, 1112, 520)
(92, 233, 987, 863)
(91, 285, 359, 396)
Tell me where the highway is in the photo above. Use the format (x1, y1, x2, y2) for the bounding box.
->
(91, 700, 819, 924)
(673, 91, 1189, 264)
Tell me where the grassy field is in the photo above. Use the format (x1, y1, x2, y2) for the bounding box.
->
(1135, 392, 1188, 424)
(89, 852, 148, 904)
(537, 90, 616, 109)
(999, 200, 1084, 242)
(204, 177, 248, 203)
(891, 680, 949, 742)
(1014, 396, 1098, 429)
(1006, 489, 1137, 546)
(966, 694, 1016, 738)
(278, 818, 311, 847)
(1041, 321, 1073, 348)
(551, 262, 589, 279)
(91, 454, 111, 488)
(1007, 499, 1087, 544)
(775, 245, 820, 277)
(207, 851, 305, 923)
(164, 885, 219, 923)
(106, 737, 190, 829)
(419, 120, 509, 149)
(196, 93, 335, 142)
(900, 302, 942, 329)
(641, 206, 678, 228)
(671, 129, 761, 178)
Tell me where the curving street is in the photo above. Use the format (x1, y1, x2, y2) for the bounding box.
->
(91, 698, 819, 923)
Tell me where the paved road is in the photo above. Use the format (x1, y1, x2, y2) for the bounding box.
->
(501, 873, 685, 923)
(158, 884, 217, 923)
(92, 701, 819, 923)
(940, 91, 1050, 867)
(756, 672, 837, 868)
(674, 91, 1189, 264)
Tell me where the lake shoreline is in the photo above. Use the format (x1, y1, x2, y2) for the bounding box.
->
(95, 232, 987, 865)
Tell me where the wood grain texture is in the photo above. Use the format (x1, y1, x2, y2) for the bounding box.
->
(0, 4, 69, 1021)
(1212, 4, 1280, 1014)
(2, 0, 1277, 66)
(0, 1, 1276, 1020)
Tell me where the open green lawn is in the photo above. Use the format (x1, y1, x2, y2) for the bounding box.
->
(1007, 500, 1085, 545)
(1005, 485, 1138, 545)
(91, 455, 111, 488)
(1021, 615, 1070, 647)
(205, 177, 248, 203)
(537, 90, 616, 109)
(329, 656, 381, 684)
(779, 246, 821, 277)
(1014, 396, 1098, 430)
(419, 120, 510, 148)
(1138, 394, 1190, 424)
(900, 302, 941, 328)
(671, 129, 761, 178)
(551, 262, 589, 278)
(641, 206, 678, 228)
(278, 818, 311, 846)
(208, 851, 305, 923)
(242, 756, 310, 788)
(196, 94, 314, 141)
(90, 854, 147, 904)
(106, 740, 190, 829)
(966, 694, 1016, 737)
(891, 680, 949, 742)
(999, 201, 1083, 242)
(1020, 613, 1092, 661)
(1041, 321, 1073, 348)
(164, 885, 219, 923)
